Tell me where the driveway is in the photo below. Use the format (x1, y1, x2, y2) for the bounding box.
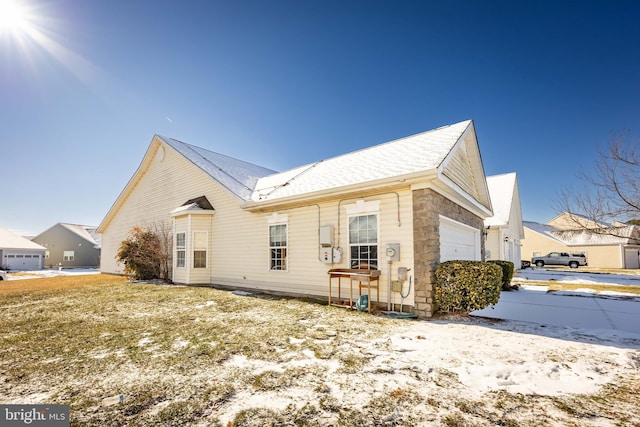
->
(472, 269, 640, 335)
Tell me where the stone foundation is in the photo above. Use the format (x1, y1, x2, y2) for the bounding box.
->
(412, 188, 484, 318)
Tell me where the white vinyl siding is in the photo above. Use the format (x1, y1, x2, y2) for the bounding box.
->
(99, 141, 216, 275)
(442, 147, 479, 200)
(99, 139, 415, 305)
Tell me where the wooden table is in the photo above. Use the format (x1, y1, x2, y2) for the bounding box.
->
(327, 268, 381, 313)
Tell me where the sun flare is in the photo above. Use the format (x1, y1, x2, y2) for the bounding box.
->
(0, 0, 32, 35)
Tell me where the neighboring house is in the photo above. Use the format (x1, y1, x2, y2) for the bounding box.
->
(98, 120, 494, 318)
(484, 172, 524, 268)
(32, 223, 101, 268)
(0, 228, 46, 270)
(522, 213, 640, 269)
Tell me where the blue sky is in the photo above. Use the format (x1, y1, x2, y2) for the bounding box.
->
(1, 0, 638, 235)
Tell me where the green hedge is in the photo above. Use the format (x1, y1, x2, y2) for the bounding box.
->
(434, 260, 502, 314)
(487, 260, 515, 290)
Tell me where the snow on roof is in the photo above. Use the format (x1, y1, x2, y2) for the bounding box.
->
(484, 172, 516, 227)
(551, 229, 634, 245)
(0, 228, 47, 251)
(60, 223, 102, 248)
(524, 220, 640, 246)
(159, 136, 278, 200)
(523, 221, 566, 244)
(251, 120, 472, 201)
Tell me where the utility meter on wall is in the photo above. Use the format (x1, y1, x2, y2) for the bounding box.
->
(386, 243, 400, 261)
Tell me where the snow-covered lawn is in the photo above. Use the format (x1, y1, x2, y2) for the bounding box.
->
(1, 272, 639, 425)
(4, 267, 100, 280)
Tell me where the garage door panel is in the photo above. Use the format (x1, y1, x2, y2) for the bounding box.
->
(4, 254, 42, 270)
(439, 216, 480, 262)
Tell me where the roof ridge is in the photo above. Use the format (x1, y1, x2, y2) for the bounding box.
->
(261, 120, 472, 178)
(161, 136, 276, 172)
(174, 140, 255, 193)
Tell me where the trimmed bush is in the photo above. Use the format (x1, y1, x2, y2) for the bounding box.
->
(116, 226, 163, 280)
(487, 260, 515, 290)
(434, 260, 502, 314)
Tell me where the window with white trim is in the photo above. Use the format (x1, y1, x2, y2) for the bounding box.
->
(193, 231, 207, 268)
(175, 232, 185, 268)
(63, 251, 75, 261)
(349, 214, 378, 269)
(269, 224, 287, 271)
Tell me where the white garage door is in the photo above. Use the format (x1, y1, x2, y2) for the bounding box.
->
(439, 216, 480, 262)
(4, 254, 42, 270)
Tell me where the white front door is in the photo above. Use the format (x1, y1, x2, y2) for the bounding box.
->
(624, 248, 640, 269)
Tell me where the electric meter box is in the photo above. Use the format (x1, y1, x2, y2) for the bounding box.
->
(320, 247, 342, 264)
(385, 243, 400, 261)
(333, 247, 342, 263)
(319, 225, 334, 247)
(320, 247, 333, 263)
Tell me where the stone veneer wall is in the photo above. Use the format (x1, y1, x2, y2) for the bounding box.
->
(412, 188, 485, 318)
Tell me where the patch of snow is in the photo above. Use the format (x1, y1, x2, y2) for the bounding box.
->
(6, 268, 100, 280)
(172, 338, 190, 351)
(138, 337, 153, 347)
(91, 350, 111, 359)
(194, 300, 217, 309)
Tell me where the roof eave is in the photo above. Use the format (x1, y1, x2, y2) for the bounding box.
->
(97, 136, 164, 233)
(243, 170, 438, 211)
(424, 178, 494, 219)
(436, 171, 493, 218)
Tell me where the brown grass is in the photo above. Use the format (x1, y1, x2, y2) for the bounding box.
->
(1, 275, 638, 426)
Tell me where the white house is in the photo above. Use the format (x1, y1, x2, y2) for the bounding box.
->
(522, 213, 640, 269)
(0, 228, 46, 270)
(98, 120, 493, 318)
(484, 172, 524, 268)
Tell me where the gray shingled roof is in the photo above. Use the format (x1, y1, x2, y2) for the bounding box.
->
(159, 120, 473, 204)
(159, 136, 278, 201)
(60, 223, 102, 249)
(252, 120, 473, 202)
(0, 228, 47, 250)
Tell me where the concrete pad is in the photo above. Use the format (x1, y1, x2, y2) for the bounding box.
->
(472, 287, 640, 335)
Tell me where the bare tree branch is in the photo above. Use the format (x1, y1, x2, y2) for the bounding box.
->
(555, 131, 640, 239)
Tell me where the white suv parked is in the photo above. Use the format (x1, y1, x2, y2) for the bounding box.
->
(0, 269, 7, 281)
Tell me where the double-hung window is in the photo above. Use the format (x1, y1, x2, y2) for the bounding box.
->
(63, 251, 75, 261)
(349, 214, 378, 269)
(175, 232, 186, 268)
(193, 231, 207, 268)
(269, 224, 287, 271)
